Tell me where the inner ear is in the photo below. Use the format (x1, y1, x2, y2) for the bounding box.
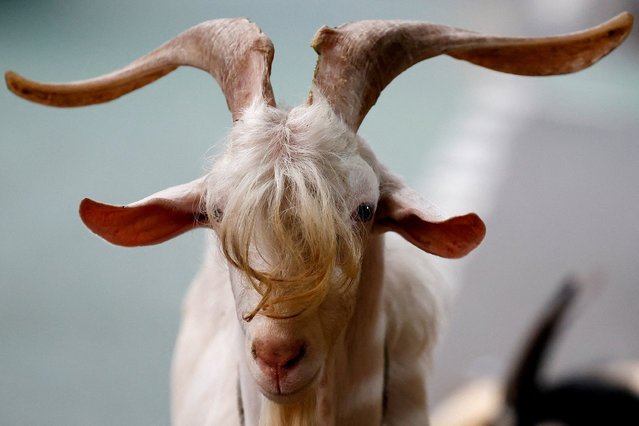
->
(79, 177, 208, 247)
(374, 190, 486, 258)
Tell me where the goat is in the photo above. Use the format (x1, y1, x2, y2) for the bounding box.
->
(431, 278, 639, 426)
(5, 13, 633, 426)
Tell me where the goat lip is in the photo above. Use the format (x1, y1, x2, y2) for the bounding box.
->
(259, 367, 321, 403)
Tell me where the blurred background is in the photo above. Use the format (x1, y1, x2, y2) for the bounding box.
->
(1, 0, 637, 424)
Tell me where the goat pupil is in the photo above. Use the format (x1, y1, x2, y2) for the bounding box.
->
(355, 203, 374, 222)
(212, 206, 223, 222)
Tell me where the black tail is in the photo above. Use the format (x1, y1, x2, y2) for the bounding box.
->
(497, 277, 639, 425)
(502, 277, 581, 424)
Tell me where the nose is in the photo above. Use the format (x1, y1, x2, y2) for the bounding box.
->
(252, 338, 307, 370)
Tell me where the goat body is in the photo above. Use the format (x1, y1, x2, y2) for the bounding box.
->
(5, 13, 633, 426)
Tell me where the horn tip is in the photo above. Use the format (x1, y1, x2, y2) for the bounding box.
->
(618, 11, 634, 25)
(610, 11, 634, 37)
(5, 70, 26, 97)
(4, 70, 59, 106)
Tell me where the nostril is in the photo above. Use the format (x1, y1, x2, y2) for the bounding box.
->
(282, 344, 305, 369)
(252, 339, 307, 369)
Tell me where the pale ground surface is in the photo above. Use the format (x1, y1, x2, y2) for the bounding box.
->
(1, 0, 637, 424)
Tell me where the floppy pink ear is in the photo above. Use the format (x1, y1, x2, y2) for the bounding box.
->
(79, 177, 208, 247)
(375, 188, 486, 258)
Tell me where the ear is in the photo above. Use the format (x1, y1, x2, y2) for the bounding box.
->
(375, 187, 486, 258)
(79, 177, 208, 247)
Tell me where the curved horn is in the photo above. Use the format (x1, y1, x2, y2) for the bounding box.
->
(5, 18, 276, 121)
(310, 12, 633, 131)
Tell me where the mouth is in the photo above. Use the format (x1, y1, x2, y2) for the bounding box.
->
(259, 366, 322, 403)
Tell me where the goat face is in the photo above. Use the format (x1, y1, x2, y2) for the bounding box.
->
(205, 100, 380, 401)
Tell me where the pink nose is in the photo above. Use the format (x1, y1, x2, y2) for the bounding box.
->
(252, 339, 306, 370)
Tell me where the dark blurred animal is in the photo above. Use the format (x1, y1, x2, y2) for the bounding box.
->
(432, 278, 639, 426)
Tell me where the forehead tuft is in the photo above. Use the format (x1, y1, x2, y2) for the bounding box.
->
(236, 100, 358, 155)
(209, 99, 377, 200)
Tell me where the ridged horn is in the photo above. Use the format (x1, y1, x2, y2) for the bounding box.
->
(5, 18, 276, 121)
(310, 12, 633, 131)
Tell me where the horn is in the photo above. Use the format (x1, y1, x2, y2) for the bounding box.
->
(5, 18, 276, 121)
(310, 12, 633, 131)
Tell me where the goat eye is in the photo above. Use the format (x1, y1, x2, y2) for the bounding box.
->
(353, 203, 374, 222)
(212, 206, 224, 222)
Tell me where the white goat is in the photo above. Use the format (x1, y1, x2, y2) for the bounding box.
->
(6, 13, 633, 426)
